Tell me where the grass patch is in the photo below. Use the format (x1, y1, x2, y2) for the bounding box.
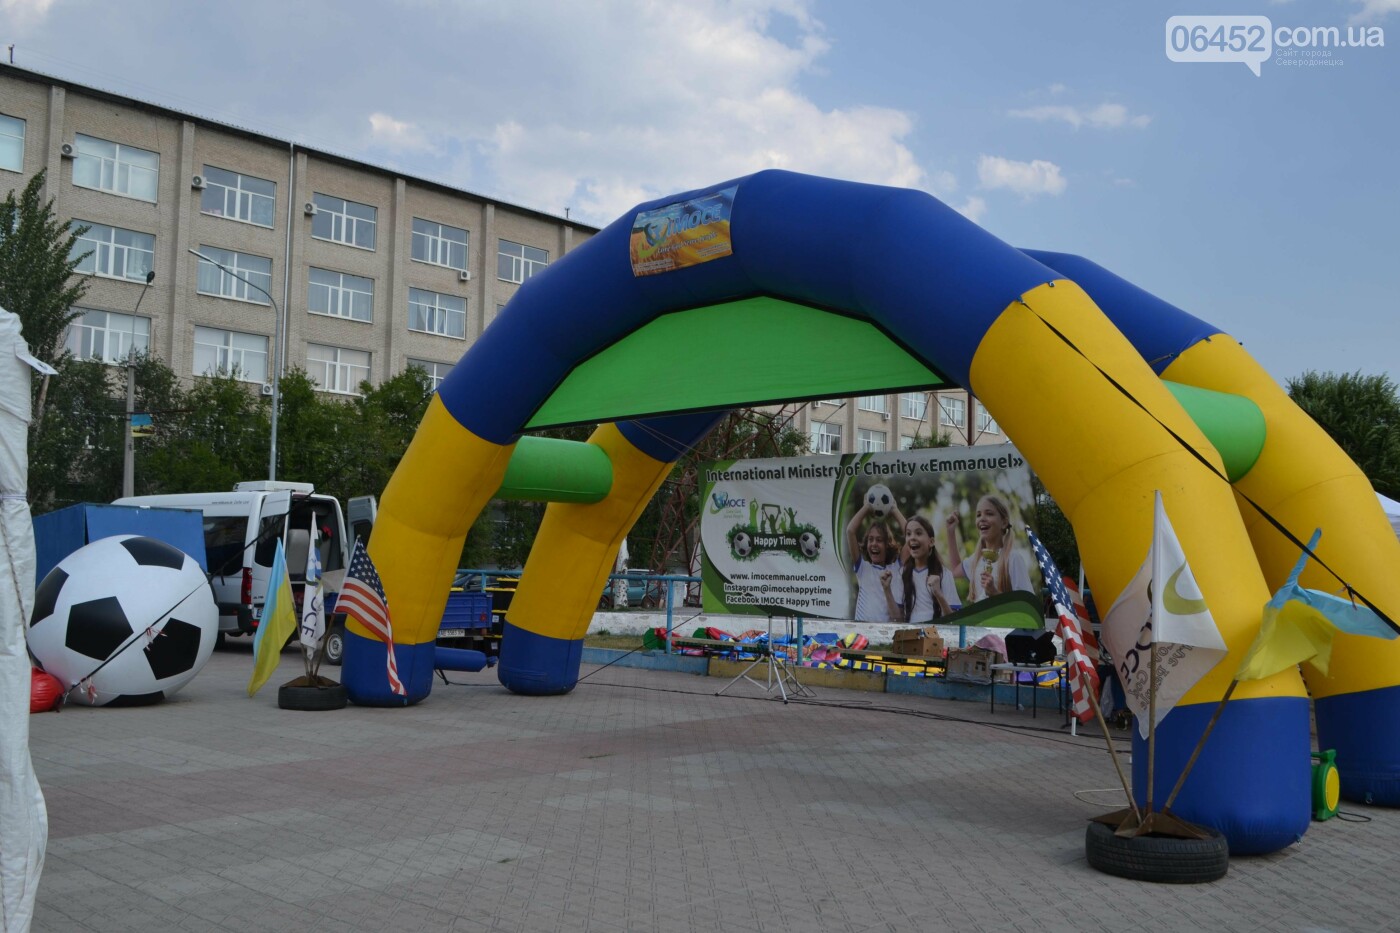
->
(584, 632, 648, 649)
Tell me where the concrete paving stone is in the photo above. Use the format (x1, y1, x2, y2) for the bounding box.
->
(27, 651, 1400, 931)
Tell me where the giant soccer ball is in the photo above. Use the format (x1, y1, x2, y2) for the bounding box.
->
(865, 484, 895, 517)
(28, 535, 218, 707)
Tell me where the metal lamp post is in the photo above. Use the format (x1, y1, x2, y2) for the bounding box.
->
(188, 248, 282, 481)
(121, 269, 156, 498)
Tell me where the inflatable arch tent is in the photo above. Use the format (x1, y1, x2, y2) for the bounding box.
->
(343, 171, 1400, 855)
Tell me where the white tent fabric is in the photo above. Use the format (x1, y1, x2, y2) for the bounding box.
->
(0, 308, 52, 933)
(1380, 493, 1400, 539)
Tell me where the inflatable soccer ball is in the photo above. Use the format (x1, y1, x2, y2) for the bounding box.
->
(866, 484, 894, 517)
(732, 531, 753, 558)
(798, 531, 820, 558)
(28, 535, 218, 706)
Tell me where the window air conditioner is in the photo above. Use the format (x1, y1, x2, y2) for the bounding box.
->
(59, 143, 75, 158)
(303, 202, 317, 216)
(191, 175, 206, 189)
(458, 270, 472, 282)
(260, 383, 275, 397)
(881, 412, 890, 421)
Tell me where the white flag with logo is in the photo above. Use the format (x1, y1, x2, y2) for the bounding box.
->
(1100, 491, 1227, 738)
(299, 521, 326, 649)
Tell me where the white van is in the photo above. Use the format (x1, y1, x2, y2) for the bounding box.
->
(114, 481, 376, 649)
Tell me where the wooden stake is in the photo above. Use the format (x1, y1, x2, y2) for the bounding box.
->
(1084, 670, 1141, 823)
(1163, 678, 1240, 813)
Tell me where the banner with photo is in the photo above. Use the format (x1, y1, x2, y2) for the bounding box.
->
(699, 443, 1043, 623)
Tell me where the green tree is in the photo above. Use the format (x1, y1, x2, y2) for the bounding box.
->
(27, 359, 122, 509)
(0, 171, 89, 367)
(142, 369, 267, 495)
(1287, 371, 1400, 499)
(907, 430, 952, 449)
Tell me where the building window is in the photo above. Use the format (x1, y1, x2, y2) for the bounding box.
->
(307, 343, 370, 395)
(0, 114, 23, 172)
(65, 308, 149, 364)
(976, 407, 1000, 435)
(411, 218, 468, 271)
(408, 287, 466, 339)
(899, 434, 917, 450)
(196, 246, 272, 305)
(308, 267, 373, 322)
(857, 428, 887, 453)
(497, 239, 548, 283)
(311, 193, 376, 250)
(72, 133, 158, 202)
(938, 395, 966, 428)
(71, 221, 155, 281)
(194, 325, 268, 383)
(857, 395, 889, 414)
(200, 166, 275, 227)
(406, 358, 451, 391)
(810, 421, 842, 455)
(900, 393, 927, 420)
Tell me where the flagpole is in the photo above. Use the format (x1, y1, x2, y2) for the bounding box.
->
(1146, 642, 1158, 814)
(1085, 671, 1141, 822)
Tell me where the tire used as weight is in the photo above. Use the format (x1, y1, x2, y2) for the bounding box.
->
(278, 682, 348, 711)
(1084, 820, 1229, 884)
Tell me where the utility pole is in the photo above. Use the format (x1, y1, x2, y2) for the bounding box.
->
(122, 269, 156, 498)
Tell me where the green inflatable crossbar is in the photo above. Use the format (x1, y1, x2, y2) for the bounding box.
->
(496, 435, 613, 504)
(1162, 381, 1266, 481)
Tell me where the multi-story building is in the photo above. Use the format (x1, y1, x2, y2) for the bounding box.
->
(0, 64, 593, 398)
(794, 389, 1004, 455)
(1, 65, 1000, 453)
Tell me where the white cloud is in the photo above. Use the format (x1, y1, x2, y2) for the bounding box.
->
(1008, 102, 1151, 129)
(443, 2, 946, 222)
(956, 196, 987, 222)
(1350, 0, 1400, 22)
(1, 0, 56, 29)
(977, 156, 1067, 197)
(367, 112, 437, 154)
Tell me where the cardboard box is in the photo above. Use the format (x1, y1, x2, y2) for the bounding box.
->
(944, 646, 997, 684)
(892, 627, 945, 658)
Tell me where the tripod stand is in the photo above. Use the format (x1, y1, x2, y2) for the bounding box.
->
(715, 614, 815, 703)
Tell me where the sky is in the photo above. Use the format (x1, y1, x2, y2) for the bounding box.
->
(3, 0, 1396, 384)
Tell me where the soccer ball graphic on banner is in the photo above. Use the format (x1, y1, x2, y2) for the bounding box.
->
(798, 531, 820, 558)
(731, 530, 753, 558)
(27, 535, 218, 706)
(865, 484, 895, 517)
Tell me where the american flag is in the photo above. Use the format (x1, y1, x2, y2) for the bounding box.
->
(1061, 576, 1100, 652)
(1027, 527, 1099, 724)
(339, 538, 405, 696)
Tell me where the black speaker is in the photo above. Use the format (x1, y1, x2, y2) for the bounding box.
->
(1005, 629, 1056, 665)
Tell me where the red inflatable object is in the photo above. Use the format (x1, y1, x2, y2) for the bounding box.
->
(30, 668, 63, 713)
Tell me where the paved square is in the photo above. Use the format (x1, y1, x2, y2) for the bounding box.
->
(27, 646, 1400, 932)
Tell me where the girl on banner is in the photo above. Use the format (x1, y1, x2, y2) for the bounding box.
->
(845, 499, 906, 624)
(898, 516, 958, 623)
(946, 495, 1034, 602)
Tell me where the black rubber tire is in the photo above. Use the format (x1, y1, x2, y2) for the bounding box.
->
(277, 682, 348, 711)
(215, 631, 226, 650)
(324, 626, 345, 666)
(597, 594, 613, 611)
(1084, 820, 1229, 884)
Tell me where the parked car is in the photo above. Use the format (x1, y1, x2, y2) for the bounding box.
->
(598, 572, 668, 610)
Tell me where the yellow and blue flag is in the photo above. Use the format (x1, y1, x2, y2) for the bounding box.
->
(1236, 530, 1397, 681)
(248, 539, 298, 696)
